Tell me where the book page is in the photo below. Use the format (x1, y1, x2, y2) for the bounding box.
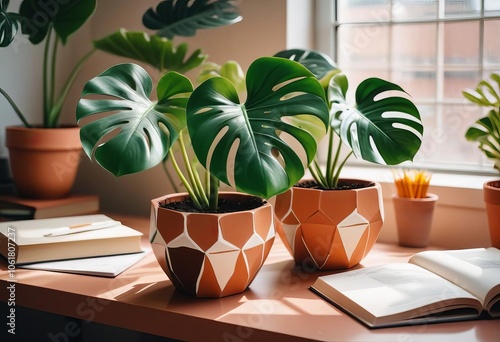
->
(409, 248, 500, 308)
(19, 249, 150, 277)
(312, 263, 480, 323)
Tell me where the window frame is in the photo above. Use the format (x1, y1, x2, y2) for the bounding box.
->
(313, 0, 500, 177)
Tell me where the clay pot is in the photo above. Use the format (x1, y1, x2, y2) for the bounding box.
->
(274, 179, 384, 270)
(150, 192, 275, 298)
(484, 180, 500, 248)
(5, 126, 82, 199)
(392, 193, 438, 248)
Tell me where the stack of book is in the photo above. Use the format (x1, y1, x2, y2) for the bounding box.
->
(0, 214, 146, 277)
(0, 194, 99, 221)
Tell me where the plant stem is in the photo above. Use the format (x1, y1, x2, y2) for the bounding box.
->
(0, 88, 32, 128)
(178, 133, 209, 208)
(43, 26, 53, 124)
(48, 47, 96, 127)
(168, 148, 203, 210)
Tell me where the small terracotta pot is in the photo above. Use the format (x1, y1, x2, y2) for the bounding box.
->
(150, 192, 275, 298)
(484, 180, 500, 248)
(274, 179, 384, 270)
(5, 126, 82, 199)
(392, 193, 438, 248)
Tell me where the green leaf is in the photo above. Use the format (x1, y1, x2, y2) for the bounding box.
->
(143, 0, 242, 39)
(77, 63, 193, 177)
(187, 57, 329, 199)
(329, 75, 423, 165)
(0, 0, 21, 47)
(197, 60, 246, 93)
(94, 29, 207, 74)
(463, 73, 500, 108)
(465, 109, 500, 162)
(19, 0, 96, 44)
(274, 48, 338, 80)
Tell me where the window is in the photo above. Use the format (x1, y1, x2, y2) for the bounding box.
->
(315, 0, 500, 174)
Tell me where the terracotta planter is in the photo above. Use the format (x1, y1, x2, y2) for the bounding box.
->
(392, 193, 438, 248)
(274, 179, 384, 270)
(5, 126, 82, 199)
(150, 192, 275, 298)
(484, 180, 500, 248)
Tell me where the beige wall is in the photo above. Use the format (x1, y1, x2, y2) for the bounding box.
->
(69, 0, 288, 216)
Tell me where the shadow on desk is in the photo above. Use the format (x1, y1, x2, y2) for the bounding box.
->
(0, 303, 179, 342)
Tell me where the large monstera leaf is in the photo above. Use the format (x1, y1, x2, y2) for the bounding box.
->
(0, 0, 20, 47)
(19, 0, 96, 44)
(329, 74, 423, 165)
(465, 110, 500, 170)
(94, 30, 207, 74)
(77, 63, 192, 177)
(143, 0, 242, 39)
(186, 57, 330, 199)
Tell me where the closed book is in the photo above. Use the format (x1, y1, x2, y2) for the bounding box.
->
(0, 194, 99, 220)
(0, 214, 143, 264)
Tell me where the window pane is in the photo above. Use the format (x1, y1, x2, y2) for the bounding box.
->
(337, 25, 390, 68)
(443, 71, 481, 99)
(485, 0, 500, 16)
(392, 24, 436, 67)
(393, 71, 437, 100)
(337, 0, 391, 23)
(484, 19, 500, 66)
(392, 0, 438, 21)
(444, 21, 480, 66)
(445, 0, 481, 18)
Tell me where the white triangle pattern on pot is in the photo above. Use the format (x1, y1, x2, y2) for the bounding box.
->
(204, 239, 240, 292)
(337, 209, 369, 262)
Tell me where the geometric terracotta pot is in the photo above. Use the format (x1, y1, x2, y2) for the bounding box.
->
(484, 180, 500, 248)
(150, 192, 275, 298)
(5, 125, 82, 199)
(392, 193, 438, 248)
(274, 179, 384, 270)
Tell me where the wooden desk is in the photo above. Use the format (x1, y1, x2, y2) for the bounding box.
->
(1, 214, 499, 341)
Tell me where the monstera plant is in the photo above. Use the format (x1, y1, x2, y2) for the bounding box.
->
(76, 57, 329, 297)
(273, 49, 424, 271)
(274, 49, 423, 189)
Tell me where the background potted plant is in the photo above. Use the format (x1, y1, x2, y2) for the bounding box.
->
(76, 56, 329, 297)
(273, 49, 424, 270)
(463, 73, 500, 248)
(0, 0, 241, 199)
(0, 0, 97, 199)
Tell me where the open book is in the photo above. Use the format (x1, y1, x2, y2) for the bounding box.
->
(310, 247, 500, 328)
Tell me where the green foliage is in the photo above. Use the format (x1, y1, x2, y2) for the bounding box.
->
(0, 0, 21, 47)
(275, 49, 423, 189)
(93, 30, 207, 74)
(0, 0, 97, 128)
(463, 73, 500, 172)
(77, 58, 329, 208)
(143, 0, 242, 39)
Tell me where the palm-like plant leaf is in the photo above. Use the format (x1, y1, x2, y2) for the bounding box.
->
(329, 74, 423, 165)
(94, 29, 207, 74)
(465, 109, 500, 163)
(19, 0, 96, 44)
(186, 57, 329, 199)
(0, 0, 21, 47)
(143, 0, 242, 39)
(463, 73, 500, 107)
(77, 63, 192, 177)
